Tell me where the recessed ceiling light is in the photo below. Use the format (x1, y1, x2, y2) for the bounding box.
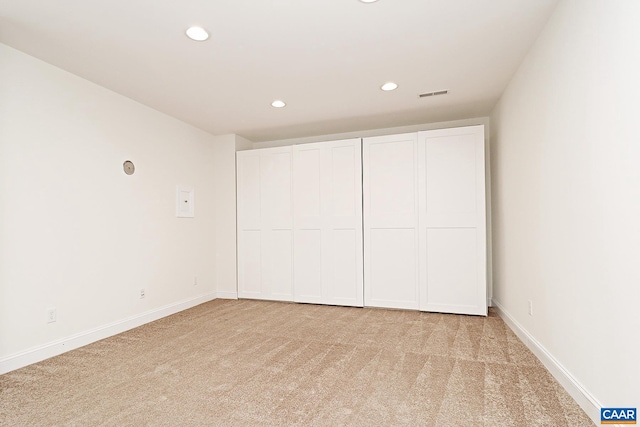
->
(271, 100, 286, 108)
(381, 82, 398, 91)
(186, 26, 209, 41)
(359, 0, 379, 3)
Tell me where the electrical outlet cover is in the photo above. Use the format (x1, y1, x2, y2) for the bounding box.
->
(47, 308, 57, 323)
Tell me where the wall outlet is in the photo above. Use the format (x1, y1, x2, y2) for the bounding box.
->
(140, 288, 146, 299)
(47, 308, 57, 323)
(193, 276, 198, 286)
(528, 300, 533, 316)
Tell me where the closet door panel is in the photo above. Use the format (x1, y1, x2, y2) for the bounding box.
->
(367, 138, 417, 226)
(418, 125, 486, 315)
(363, 133, 420, 310)
(265, 151, 293, 229)
(293, 149, 321, 221)
(293, 145, 324, 303)
(267, 230, 294, 300)
(238, 231, 262, 297)
(425, 133, 479, 227)
(293, 138, 363, 307)
(326, 141, 363, 306)
(263, 149, 293, 301)
(238, 155, 261, 228)
(426, 228, 479, 309)
(329, 229, 359, 301)
(331, 145, 358, 217)
(237, 151, 263, 299)
(293, 230, 323, 302)
(237, 147, 293, 301)
(368, 228, 418, 306)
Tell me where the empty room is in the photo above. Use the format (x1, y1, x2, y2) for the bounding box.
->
(0, 0, 638, 425)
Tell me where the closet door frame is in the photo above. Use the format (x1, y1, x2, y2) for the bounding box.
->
(236, 126, 487, 315)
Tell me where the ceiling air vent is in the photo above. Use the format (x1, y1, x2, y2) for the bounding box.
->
(419, 90, 449, 98)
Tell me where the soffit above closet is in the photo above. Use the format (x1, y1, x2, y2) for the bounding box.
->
(0, 0, 558, 142)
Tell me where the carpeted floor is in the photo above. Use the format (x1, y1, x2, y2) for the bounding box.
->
(0, 299, 594, 426)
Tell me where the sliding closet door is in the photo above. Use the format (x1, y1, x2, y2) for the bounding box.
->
(237, 147, 293, 301)
(363, 133, 420, 309)
(292, 139, 363, 307)
(418, 125, 486, 315)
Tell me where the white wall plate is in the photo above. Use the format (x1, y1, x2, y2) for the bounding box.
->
(176, 185, 195, 218)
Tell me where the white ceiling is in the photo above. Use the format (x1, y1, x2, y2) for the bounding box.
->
(0, 0, 559, 142)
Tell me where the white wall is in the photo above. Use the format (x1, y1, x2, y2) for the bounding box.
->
(212, 134, 253, 298)
(0, 43, 219, 372)
(490, 0, 640, 421)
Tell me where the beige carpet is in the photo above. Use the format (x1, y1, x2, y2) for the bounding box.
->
(0, 299, 594, 426)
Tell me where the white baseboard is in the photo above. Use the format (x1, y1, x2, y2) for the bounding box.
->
(492, 300, 602, 426)
(0, 292, 217, 375)
(216, 291, 238, 299)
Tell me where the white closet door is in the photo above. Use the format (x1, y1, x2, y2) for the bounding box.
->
(237, 147, 293, 301)
(363, 133, 420, 309)
(293, 139, 363, 307)
(418, 125, 486, 315)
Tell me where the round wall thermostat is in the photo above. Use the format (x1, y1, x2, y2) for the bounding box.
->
(123, 160, 135, 175)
